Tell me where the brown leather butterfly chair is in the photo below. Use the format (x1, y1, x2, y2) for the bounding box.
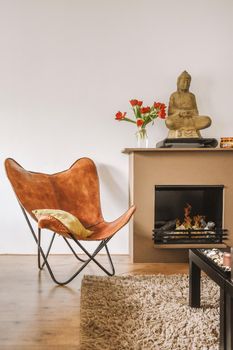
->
(5, 158, 136, 285)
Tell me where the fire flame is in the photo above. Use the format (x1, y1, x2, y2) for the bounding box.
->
(176, 203, 205, 229)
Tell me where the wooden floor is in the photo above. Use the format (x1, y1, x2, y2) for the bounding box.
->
(0, 255, 188, 350)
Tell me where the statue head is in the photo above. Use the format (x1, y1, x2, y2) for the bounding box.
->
(177, 71, 191, 92)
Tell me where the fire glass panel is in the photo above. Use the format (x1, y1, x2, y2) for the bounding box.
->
(155, 185, 223, 229)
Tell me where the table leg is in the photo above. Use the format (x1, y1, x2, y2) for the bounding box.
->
(226, 294, 233, 350)
(189, 259, 201, 308)
(220, 288, 226, 350)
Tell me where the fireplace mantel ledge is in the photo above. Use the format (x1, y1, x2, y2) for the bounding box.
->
(122, 147, 233, 153)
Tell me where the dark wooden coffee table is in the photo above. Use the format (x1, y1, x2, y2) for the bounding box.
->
(189, 249, 233, 350)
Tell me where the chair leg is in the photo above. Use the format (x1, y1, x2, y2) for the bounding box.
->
(38, 229, 56, 270)
(38, 229, 115, 285)
(21, 204, 58, 271)
(104, 242, 115, 276)
(69, 234, 115, 276)
(63, 237, 87, 263)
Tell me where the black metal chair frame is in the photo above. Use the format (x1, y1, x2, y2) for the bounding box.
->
(20, 203, 115, 285)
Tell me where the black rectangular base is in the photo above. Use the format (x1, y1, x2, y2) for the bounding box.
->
(156, 138, 218, 148)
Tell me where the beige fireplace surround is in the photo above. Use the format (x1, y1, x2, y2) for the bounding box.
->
(123, 148, 233, 263)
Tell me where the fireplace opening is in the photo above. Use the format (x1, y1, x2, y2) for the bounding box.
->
(153, 185, 227, 244)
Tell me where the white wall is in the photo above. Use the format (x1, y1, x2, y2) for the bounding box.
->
(0, 0, 233, 254)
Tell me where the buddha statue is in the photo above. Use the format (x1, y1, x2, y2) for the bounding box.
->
(165, 71, 212, 138)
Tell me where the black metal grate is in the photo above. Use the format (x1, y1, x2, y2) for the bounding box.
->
(153, 228, 228, 244)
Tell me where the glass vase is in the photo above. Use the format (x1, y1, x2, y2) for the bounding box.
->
(135, 128, 149, 148)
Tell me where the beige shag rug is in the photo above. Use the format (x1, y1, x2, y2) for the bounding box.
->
(80, 275, 219, 350)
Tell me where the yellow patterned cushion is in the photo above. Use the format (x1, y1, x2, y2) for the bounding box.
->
(32, 209, 92, 239)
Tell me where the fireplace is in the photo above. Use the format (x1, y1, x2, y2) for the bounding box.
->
(153, 185, 227, 244)
(123, 148, 233, 263)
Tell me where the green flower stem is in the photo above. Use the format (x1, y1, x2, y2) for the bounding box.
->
(133, 106, 141, 119)
(123, 117, 136, 124)
(143, 115, 158, 126)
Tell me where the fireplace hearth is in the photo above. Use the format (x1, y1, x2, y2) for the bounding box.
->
(153, 185, 228, 245)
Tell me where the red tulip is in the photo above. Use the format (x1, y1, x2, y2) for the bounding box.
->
(115, 111, 126, 120)
(140, 106, 151, 114)
(158, 109, 166, 119)
(136, 119, 144, 127)
(130, 99, 143, 107)
(154, 102, 161, 109)
(154, 102, 166, 109)
(154, 102, 166, 118)
(130, 99, 138, 107)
